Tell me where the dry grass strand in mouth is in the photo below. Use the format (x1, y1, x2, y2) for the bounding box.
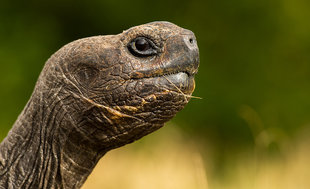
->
(162, 75, 202, 100)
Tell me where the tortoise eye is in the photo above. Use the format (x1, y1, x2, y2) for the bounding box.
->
(135, 38, 150, 51)
(128, 37, 158, 57)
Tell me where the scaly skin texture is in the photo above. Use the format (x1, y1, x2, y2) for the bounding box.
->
(0, 21, 199, 189)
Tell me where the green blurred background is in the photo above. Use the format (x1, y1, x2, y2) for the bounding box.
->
(1, 0, 310, 188)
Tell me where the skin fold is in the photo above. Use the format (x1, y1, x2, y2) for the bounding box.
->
(0, 21, 199, 189)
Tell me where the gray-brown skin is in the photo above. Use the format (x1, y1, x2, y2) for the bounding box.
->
(0, 21, 199, 188)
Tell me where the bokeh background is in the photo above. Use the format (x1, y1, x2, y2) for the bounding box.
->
(1, 0, 310, 188)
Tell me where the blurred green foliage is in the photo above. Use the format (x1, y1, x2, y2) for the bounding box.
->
(0, 0, 309, 166)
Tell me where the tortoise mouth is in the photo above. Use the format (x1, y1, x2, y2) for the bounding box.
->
(129, 54, 198, 94)
(130, 70, 196, 95)
(161, 71, 191, 86)
(131, 66, 196, 79)
(129, 58, 198, 94)
(160, 71, 195, 94)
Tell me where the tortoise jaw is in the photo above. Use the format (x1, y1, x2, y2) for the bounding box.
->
(129, 59, 198, 95)
(129, 57, 199, 79)
(161, 72, 195, 94)
(129, 70, 195, 95)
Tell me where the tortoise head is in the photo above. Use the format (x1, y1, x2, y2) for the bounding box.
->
(37, 21, 199, 150)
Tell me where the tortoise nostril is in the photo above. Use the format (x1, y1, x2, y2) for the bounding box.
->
(189, 38, 194, 44)
(184, 35, 197, 51)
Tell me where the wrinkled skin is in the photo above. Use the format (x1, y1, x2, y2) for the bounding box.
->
(0, 21, 199, 189)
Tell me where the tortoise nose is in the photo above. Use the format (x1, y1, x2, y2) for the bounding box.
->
(182, 31, 199, 75)
(183, 30, 198, 51)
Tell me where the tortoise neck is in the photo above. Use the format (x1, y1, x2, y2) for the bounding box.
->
(0, 92, 106, 189)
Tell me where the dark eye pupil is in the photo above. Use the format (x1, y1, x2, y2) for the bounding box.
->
(135, 38, 150, 51)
